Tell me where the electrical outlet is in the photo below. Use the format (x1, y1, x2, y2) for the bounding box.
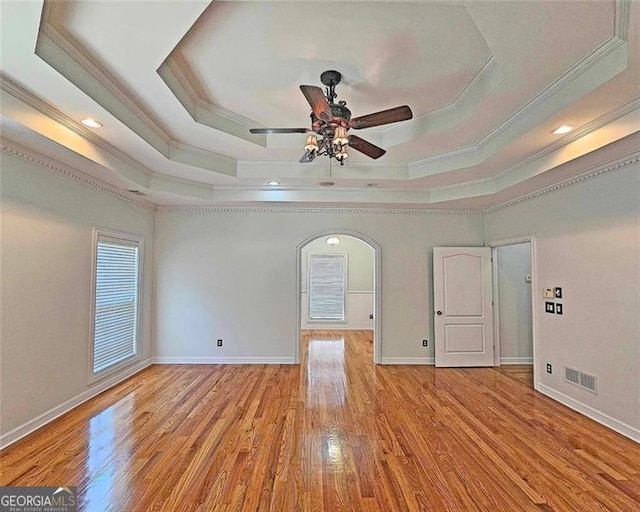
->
(422, 339, 428, 347)
(217, 339, 223, 347)
(546, 363, 552, 374)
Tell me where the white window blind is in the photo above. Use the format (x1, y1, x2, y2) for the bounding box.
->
(309, 254, 346, 320)
(92, 236, 140, 374)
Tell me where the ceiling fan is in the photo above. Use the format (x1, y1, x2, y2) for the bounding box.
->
(249, 70, 413, 165)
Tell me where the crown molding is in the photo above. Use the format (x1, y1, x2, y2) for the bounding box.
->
(37, 1, 239, 177)
(0, 73, 157, 180)
(156, 205, 480, 215)
(493, 98, 640, 181)
(31, 0, 632, 184)
(38, 4, 173, 149)
(158, 55, 262, 146)
(485, 153, 640, 214)
(382, 55, 500, 148)
(3, 135, 636, 217)
(429, 98, 640, 195)
(409, 0, 631, 175)
(1, 139, 156, 210)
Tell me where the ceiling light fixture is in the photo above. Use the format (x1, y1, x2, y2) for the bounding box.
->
(267, 180, 280, 186)
(303, 125, 350, 166)
(552, 125, 573, 135)
(80, 118, 103, 128)
(326, 236, 341, 245)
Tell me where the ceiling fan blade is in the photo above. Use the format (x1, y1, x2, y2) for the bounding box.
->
(250, 128, 311, 134)
(300, 85, 332, 122)
(349, 105, 413, 130)
(348, 135, 386, 159)
(299, 151, 316, 163)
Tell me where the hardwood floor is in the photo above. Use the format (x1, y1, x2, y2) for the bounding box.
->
(496, 364, 534, 387)
(1, 330, 638, 511)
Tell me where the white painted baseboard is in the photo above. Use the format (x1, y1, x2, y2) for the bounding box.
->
(302, 326, 374, 331)
(500, 357, 533, 365)
(0, 359, 152, 450)
(380, 357, 434, 365)
(152, 357, 296, 364)
(537, 383, 639, 443)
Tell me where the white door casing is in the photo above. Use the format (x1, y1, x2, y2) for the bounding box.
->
(434, 247, 494, 367)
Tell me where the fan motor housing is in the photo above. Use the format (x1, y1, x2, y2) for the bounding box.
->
(330, 103, 351, 121)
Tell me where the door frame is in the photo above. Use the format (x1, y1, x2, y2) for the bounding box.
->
(295, 230, 382, 364)
(487, 236, 537, 389)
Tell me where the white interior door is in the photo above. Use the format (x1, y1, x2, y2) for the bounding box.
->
(434, 247, 494, 367)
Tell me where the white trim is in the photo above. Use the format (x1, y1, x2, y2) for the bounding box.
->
(380, 357, 435, 365)
(159, 205, 479, 215)
(485, 153, 640, 213)
(537, 384, 639, 443)
(500, 357, 533, 365)
(152, 357, 296, 365)
(0, 141, 155, 210)
(302, 326, 374, 331)
(0, 359, 151, 450)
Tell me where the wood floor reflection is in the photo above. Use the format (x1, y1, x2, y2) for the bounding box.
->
(496, 364, 534, 387)
(1, 330, 639, 511)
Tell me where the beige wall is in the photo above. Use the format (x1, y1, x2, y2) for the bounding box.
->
(496, 243, 533, 362)
(301, 235, 374, 292)
(485, 163, 640, 438)
(1, 142, 638, 445)
(153, 209, 484, 362)
(0, 152, 155, 439)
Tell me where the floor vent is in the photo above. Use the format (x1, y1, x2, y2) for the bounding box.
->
(565, 366, 598, 394)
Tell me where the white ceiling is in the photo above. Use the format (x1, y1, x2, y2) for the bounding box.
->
(1, 0, 638, 209)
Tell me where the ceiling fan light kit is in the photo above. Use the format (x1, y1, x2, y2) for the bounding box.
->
(250, 70, 413, 165)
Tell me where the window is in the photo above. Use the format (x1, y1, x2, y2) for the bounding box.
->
(90, 230, 142, 379)
(309, 254, 346, 321)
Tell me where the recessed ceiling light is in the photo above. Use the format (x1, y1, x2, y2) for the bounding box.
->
(81, 118, 103, 128)
(267, 180, 280, 186)
(552, 125, 573, 135)
(326, 236, 341, 245)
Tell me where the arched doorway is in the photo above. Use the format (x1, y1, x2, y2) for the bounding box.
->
(295, 230, 382, 364)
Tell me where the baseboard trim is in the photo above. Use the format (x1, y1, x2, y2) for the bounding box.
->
(301, 326, 374, 331)
(0, 359, 152, 450)
(380, 357, 434, 365)
(537, 383, 639, 443)
(151, 357, 296, 364)
(500, 357, 533, 365)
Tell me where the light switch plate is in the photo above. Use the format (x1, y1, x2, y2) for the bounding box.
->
(543, 288, 554, 298)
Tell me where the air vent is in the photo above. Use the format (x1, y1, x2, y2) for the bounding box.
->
(565, 366, 598, 394)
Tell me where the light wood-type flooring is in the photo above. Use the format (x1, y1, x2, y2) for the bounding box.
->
(496, 364, 534, 387)
(1, 330, 639, 511)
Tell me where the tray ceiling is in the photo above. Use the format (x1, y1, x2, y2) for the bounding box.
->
(0, 0, 638, 209)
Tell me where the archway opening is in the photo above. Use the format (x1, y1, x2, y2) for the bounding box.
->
(295, 230, 381, 364)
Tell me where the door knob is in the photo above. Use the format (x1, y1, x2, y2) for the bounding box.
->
(436, 310, 443, 316)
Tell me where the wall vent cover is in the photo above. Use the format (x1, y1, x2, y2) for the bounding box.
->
(565, 366, 598, 394)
